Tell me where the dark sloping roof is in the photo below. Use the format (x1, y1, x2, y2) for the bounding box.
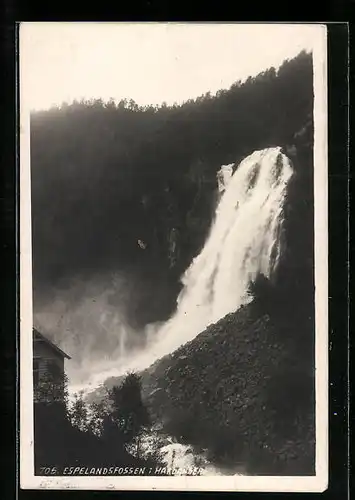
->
(33, 328, 71, 360)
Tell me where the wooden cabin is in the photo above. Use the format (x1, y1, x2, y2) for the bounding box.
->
(33, 328, 71, 402)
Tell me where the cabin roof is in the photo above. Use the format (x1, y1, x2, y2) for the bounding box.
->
(33, 328, 71, 360)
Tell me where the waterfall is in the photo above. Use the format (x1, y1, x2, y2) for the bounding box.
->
(149, 146, 293, 355)
(88, 146, 293, 384)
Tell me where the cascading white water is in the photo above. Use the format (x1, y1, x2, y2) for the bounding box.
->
(87, 146, 293, 385)
(217, 163, 233, 193)
(147, 146, 293, 352)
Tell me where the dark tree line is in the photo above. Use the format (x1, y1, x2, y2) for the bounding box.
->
(34, 370, 164, 475)
(31, 51, 314, 330)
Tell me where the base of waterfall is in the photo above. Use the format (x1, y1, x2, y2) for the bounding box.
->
(129, 430, 238, 476)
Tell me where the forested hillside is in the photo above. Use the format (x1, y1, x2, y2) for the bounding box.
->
(31, 50, 313, 331)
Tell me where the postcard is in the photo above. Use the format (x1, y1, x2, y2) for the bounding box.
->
(19, 22, 328, 492)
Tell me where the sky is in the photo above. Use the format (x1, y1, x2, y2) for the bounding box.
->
(20, 23, 320, 111)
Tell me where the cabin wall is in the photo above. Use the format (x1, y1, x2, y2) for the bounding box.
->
(33, 338, 66, 402)
(33, 340, 65, 372)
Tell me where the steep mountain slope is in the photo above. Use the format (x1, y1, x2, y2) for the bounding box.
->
(140, 286, 315, 476)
